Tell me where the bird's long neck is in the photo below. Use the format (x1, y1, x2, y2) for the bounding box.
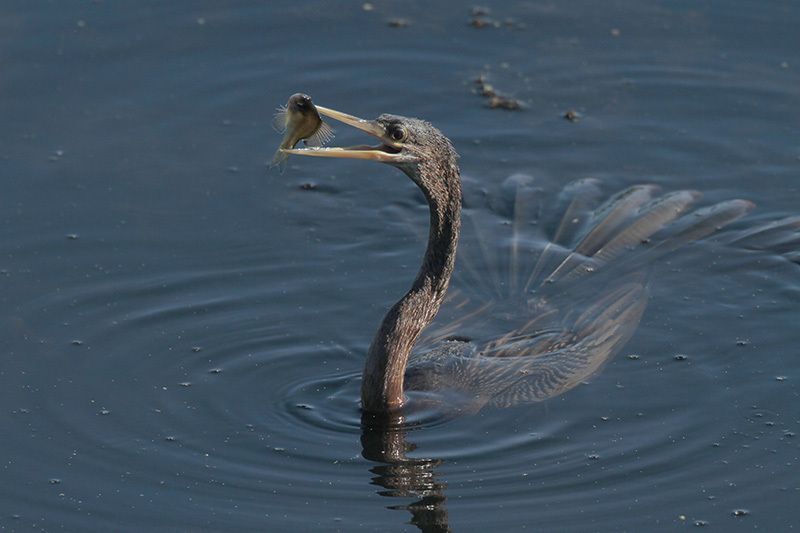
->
(362, 165, 462, 414)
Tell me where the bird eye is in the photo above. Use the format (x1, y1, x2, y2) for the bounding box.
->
(390, 127, 406, 142)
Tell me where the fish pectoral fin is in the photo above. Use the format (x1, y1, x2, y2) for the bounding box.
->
(304, 121, 335, 147)
(272, 106, 288, 133)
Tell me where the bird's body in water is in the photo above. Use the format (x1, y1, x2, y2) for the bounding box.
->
(280, 101, 800, 418)
(271, 93, 334, 166)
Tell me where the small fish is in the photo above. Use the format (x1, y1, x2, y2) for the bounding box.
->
(271, 93, 334, 167)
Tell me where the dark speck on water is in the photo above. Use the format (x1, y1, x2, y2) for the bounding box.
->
(387, 18, 411, 28)
(2, 1, 799, 531)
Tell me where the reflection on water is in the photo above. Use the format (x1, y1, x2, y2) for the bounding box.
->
(361, 415, 451, 533)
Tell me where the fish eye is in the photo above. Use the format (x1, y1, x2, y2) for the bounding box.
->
(390, 126, 407, 142)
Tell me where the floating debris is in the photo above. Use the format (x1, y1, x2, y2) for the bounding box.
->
(732, 509, 749, 517)
(563, 109, 582, 122)
(98, 409, 111, 416)
(488, 95, 522, 110)
(299, 182, 318, 191)
(208, 367, 223, 374)
(362, 2, 374, 11)
(164, 435, 177, 442)
(735, 339, 749, 346)
(65, 233, 79, 240)
(179, 382, 192, 387)
(295, 403, 314, 410)
(71, 339, 84, 346)
(387, 18, 410, 28)
(627, 354, 641, 360)
(469, 17, 500, 28)
(673, 354, 688, 361)
(474, 74, 524, 111)
(610, 28, 621, 37)
(49, 478, 62, 485)
(471, 6, 491, 16)
(775, 375, 787, 382)
(587, 453, 600, 460)
(693, 519, 709, 527)
(191, 346, 203, 353)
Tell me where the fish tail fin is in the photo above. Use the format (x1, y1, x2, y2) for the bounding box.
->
(269, 149, 288, 172)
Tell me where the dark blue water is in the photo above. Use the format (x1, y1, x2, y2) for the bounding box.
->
(2, 1, 798, 531)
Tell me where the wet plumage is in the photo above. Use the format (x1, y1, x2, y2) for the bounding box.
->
(271, 93, 334, 166)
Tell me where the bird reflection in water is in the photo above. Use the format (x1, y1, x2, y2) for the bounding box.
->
(361, 413, 451, 533)
(279, 97, 798, 530)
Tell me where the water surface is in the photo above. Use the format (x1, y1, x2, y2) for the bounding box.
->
(1, 1, 798, 531)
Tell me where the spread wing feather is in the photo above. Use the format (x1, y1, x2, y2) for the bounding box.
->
(409, 176, 767, 410)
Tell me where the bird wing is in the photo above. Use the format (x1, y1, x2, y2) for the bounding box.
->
(410, 175, 757, 409)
